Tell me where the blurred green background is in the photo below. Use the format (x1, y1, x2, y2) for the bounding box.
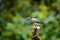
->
(0, 0, 60, 40)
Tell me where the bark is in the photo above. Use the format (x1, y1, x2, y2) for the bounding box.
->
(30, 26, 40, 40)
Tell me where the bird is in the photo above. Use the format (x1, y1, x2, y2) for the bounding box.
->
(27, 17, 48, 25)
(31, 17, 44, 24)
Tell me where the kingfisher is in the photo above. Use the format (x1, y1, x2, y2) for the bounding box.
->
(27, 17, 48, 24)
(29, 17, 44, 24)
(27, 17, 45, 30)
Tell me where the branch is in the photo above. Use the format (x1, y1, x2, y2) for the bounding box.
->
(30, 24, 41, 40)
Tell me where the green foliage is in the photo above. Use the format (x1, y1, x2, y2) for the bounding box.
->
(0, 0, 60, 40)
